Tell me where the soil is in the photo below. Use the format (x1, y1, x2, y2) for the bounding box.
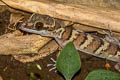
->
(0, 5, 119, 80)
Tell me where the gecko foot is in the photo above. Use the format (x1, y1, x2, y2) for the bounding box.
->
(47, 58, 57, 72)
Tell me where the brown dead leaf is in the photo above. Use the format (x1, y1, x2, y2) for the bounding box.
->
(8, 13, 24, 30)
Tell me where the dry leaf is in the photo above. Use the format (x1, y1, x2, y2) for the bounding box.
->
(8, 13, 24, 28)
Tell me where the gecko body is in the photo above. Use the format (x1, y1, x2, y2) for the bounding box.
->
(19, 13, 120, 69)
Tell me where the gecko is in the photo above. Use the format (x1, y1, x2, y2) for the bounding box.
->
(19, 13, 120, 72)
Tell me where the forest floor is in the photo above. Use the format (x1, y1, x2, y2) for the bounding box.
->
(0, 5, 118, 80)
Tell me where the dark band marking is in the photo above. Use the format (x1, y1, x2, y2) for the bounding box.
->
(92, 38, 102, 53)
(94, 39, 103, 54)
(104, 43, 119, 58)
(104, 43, 118, 56)
(65, 27, 73, 40)
(79, 33, 87, 48)
(62, 27, 73, 41)
(85, 37, 102, 53)
(95, 39, 110, 54)
(79, 33, 94, 50)
(73, 32, 86, 48)
(79, 33, 87, 46)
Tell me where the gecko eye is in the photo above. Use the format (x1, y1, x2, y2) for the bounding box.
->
(34, 22, 44, 30)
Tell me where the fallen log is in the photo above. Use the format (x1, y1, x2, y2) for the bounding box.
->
(2, 0, 120, 32)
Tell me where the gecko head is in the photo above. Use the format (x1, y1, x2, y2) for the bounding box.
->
(19, 13, 62, 38)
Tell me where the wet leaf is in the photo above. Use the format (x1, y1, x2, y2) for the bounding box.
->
(56, 42, 81, 80)
(85, 69, 120, 80)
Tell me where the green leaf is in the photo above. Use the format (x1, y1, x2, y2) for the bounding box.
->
(56, 42, 81, 80)
(30, 72, 36, 79)
(85, 69, 120, 80)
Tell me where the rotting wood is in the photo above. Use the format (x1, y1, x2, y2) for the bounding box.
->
(13, 40, 59, 63)
(2, 0, 120, 33)
(0, 30, 51, 55)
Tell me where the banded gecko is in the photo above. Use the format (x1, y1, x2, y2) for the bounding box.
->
(19, 13, 120, 71)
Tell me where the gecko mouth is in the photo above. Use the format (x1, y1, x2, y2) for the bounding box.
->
(19, 26, 56, 38)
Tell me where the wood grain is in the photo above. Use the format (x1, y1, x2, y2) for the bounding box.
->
(0, 30, 51, 55)
(2, 0, 120, 33)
